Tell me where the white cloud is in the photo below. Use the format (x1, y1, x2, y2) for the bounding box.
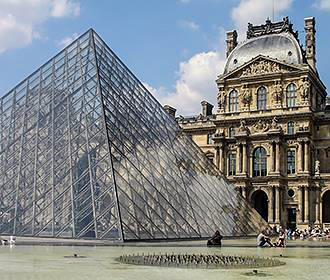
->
(146, 51, 225, 115)
(231, 0, 293, 40)
(179, 0, 191, 3)
(0, 15, 33, 53)
(57, 32, 79, 49)
(179, 20, 200, 31)
(144, 25, 227, 116)
(0, 0, 80, 54)
(51, 0, 80, 17)
(314, 0, 330, 10)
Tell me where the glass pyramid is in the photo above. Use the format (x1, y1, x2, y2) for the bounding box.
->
(0, 29, 267, 241)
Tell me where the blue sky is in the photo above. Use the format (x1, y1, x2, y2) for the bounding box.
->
(0, 0, 329, 115)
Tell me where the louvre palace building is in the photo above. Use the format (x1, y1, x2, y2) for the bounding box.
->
(176, 17, 330, 230)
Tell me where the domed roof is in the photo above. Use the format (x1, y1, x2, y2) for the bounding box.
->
(224, 32, 304, 74)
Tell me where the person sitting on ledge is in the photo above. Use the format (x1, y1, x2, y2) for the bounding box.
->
(257, 230, 274, 247)
(275, 230, 286, 247)
(207, 230, 223, 246)
(0, 236, 9, 245)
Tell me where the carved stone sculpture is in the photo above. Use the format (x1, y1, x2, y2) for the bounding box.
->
(217, 88, 227, 112)
(315, 160, 320, 175)
(272, 81, 283, 104)
(238, 119, 250, 134)
(240, 85, 252, 108)
(253, 119, 269, 133)
(270, 117, 282, 131)
(299, 79, 310, 101)
(241, 60, 282, 77)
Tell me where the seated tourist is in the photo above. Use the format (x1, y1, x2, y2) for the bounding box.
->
(0, 236, 9, 245)
(207, 230, 223, 246)
(257, 230, 273, 247)
(275, 230, 286, 247)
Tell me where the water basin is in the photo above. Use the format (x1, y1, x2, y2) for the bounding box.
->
(0, 239, 329, 280)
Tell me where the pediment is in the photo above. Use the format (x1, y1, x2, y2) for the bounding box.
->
(220, 55, 304, 80)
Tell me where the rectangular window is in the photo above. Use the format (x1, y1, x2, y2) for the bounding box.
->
(287, 122, 294, 135)
(228, 153, 236, 176)
(207, 134, 213, 144)
(287, 150, 296, 174)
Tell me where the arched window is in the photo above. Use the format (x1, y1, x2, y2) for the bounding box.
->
(287, 149, 296, 174)
(286, 83, 297, 108)
(257, 86, 267, 110)
(253, 147, 267, 177)
(228, 153, 236, 176)
(229, 90, 238, 112)
(287, 121, 295, 135)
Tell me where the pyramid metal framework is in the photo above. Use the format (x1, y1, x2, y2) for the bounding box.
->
(0, 30, 267, 241)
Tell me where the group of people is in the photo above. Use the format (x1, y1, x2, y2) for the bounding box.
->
(0, 235, 16, 245)
(257, 225, 330, 247)
(285, 226, 330, 240)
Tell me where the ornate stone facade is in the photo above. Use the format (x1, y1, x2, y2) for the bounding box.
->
(176, 17, 330, 230)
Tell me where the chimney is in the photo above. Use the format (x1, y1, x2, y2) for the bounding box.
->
(201, 101, 213, 117)
(226, 30, 238, 58)
(163, 105, 176, 118)
(304, 17, 316, 70)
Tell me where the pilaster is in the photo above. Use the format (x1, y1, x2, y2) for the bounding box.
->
(304, 186, 310, 224)
(297, 185, 303, 224)
(275, 186, 281, 224)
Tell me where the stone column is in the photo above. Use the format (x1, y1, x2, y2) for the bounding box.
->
(275, 142, 280, 174)
(220, 146, 225, 174)
(297, 186, 303, 223)
(320, 195, 323, 224)
(242, 143, 248, 174)
(269, 141, 274, 173)
(268, 186, 274, 223)
(304, 186, 309, 223)
(304, 141, 310, 173)
(275, 187, 280, 223)
(315, 188, 320, 224)
(298, 141, 303, 173)
(236, 144, 241, 174)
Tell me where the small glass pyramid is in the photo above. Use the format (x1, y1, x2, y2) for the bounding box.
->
(0, 30, 267, 241)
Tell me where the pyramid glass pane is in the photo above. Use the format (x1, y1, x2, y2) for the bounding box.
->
(0, 30, 267, 241)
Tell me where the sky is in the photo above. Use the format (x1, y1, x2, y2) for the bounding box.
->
(0, 0, 329, 115)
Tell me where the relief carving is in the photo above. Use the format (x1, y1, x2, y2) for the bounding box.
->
(228, 144, 237, 150)
(287, 140, 298, 147)
(217, 87, 227, 112)
(252, 119, 269, 133)
(272, 81, 283, 104)
(270, 117, 283, 131)
(241, 60, 282, 77)
(238, 119, 250, 134)
(240, 84, 252, 108)
(299, 78, 310, 102)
